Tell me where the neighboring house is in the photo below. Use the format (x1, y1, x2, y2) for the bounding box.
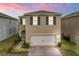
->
(19, 10, 62, 46)
(62, 11, 79, 45)
(0, 13, 18, 41)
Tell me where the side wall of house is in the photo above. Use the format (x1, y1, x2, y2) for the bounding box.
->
(62, 16, 79, 45)
(0, 17, 18, 41)
(61, 18, 70, 36)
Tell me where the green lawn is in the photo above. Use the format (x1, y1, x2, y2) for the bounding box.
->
(60, 39, 79, 56)
(0, 35, 17, 55)
(9, 48, 28, 56)
(0, 35, 28, 56)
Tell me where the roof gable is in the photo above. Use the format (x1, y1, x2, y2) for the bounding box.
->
(62, 11, 79, 19)
(24, 10, 62, 16)
(0, 12, 18, 20)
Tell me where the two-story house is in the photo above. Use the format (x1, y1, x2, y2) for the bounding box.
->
(62, 11, 79, 45)
(0, 13, 18, 41)
(19, 10, 61, 47)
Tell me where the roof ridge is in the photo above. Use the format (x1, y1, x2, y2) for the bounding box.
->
(0, 12, 18, 20)
(62, 11, 79, 19)
(24, 10, 62, 16)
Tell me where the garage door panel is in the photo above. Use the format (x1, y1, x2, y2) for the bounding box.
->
(30, 36, 56, 46)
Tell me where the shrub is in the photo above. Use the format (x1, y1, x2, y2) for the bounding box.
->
(7, 47, 13, 53)
(58, 42, 61, 47)
(13, 36, 22, 46)
(22, 42, 30, 49)
(62, 36, 70, 41)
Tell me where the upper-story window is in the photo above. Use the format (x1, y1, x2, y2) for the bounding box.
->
(13, 28, 16, 33)
(46, 16, 56, 25)
(30, 16, 40, 25)
(9, 20, 11, 24)
(49, 16, 54, 25)
(33, 16, 38, 25)
(14, 20, 15, 24)
(22, 18, 26, 25)
(9, 28, 12, 34)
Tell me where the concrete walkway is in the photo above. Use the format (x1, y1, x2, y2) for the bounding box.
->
(15, 41, 24, 49)
(28, 46, 62, 56)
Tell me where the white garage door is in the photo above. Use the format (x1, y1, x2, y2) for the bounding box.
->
(30, 36, 56, 46)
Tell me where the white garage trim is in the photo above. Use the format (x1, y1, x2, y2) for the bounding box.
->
(30, 35, 56, 46)
(30, 33, 59, 35)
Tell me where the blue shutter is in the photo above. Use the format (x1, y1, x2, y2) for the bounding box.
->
(30, 16, 33, 25)
(46, 16, 48, 25)
(38, 16, 40, 25)
(53, 16, 56, 25)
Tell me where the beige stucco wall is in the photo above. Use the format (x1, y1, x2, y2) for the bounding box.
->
(62, 16, 79, 45)
(23, 15, 61, 44)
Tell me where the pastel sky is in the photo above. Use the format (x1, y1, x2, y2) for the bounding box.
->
(0, 3, 79, 18)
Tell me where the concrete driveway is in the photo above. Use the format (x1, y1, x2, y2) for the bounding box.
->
(28, 46, 62, 56)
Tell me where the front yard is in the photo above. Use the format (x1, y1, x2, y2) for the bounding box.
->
(0, 35, 28, 56)
(60, 39, 79, 56)
(0, 35, 17, 55)
(1, 34, 79, 56)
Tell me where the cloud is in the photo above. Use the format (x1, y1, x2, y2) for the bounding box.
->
(0, 3, 30, 14)
(29, 3, 70, 11)
(61, 4, 70, 10)
(0, 3, 70, 13)
(0, 3, 70, 17)
(1, 10, 21, 18)
(31, 3, 52, 11)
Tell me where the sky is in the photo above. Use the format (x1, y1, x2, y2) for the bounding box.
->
(0, 3, 79, 18)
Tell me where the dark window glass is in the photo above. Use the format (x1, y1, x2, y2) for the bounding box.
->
(14, 20, 15, 24)
(13, 28, 16, 33)
(20, 17, 22, 25)
(9, 20, 11, 24)
(9, 28, 12, 34)
(38, 16, 40, 25)
(46, 16, 48, 25)
(53, 16, 56, 25)
(30, 16, 33, 25)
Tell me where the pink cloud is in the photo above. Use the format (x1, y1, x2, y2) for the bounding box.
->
(0, 3, 30, 13)
(32, 3, 69, 11)
(61, 4, 69, 10)
(0, 3, 70, 15)
(32, 3, 57, 11)
(33, 3, 51, 11)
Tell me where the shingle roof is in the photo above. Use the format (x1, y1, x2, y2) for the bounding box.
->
(62, 11, 79, 19)
(23, 10, 62, 16)
(0, 12, 18, 20)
